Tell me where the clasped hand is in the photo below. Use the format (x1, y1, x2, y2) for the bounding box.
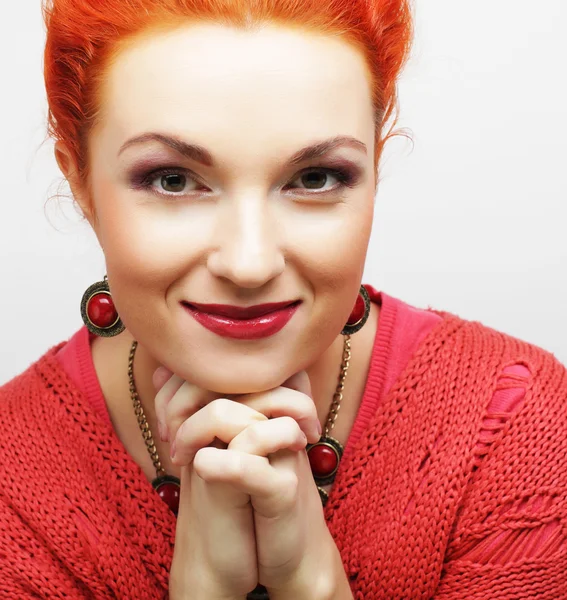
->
(153, 367, 349, 600)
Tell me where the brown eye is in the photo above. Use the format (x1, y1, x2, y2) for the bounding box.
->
(286, 168, 349, 194)
(300, 171, 330, 189)
(160, 173, 187, 193)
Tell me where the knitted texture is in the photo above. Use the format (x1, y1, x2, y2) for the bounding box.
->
(1, 310, 567, 598)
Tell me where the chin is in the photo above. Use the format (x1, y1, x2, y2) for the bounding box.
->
(173, 349, 300, 396)
(191, 368, 291, 396)
(165, 317, 315, 395)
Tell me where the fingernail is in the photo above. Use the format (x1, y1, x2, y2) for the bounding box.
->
(170, 439, 177, 461)
(316, 420, 322, 436)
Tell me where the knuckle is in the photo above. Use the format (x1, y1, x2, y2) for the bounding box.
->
(280, 471, 299, 497)
(246, 422, 264, 445)
(270, 416, 302, 447)
(209, 398, 231, 421)
(279, 415, 301, 434)
(228, 451, 245, 478)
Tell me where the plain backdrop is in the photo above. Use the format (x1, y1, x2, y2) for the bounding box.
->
(1, 1, 566, 384)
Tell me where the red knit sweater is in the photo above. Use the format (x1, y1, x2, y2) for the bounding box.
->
(1, 287, 567, 599)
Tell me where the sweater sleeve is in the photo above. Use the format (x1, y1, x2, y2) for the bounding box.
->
(433, 356, 567, 598)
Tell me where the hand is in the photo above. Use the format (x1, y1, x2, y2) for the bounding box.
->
(154, 368, 348, 599)
(214, 372, 338, 599)
(153, 370, 258, 600)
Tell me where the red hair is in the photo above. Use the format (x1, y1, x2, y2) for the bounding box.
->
(43, 0, 413, 183)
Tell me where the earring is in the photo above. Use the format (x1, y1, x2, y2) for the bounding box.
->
(80, 275, 125, 337)
(341, 285, 371, 335)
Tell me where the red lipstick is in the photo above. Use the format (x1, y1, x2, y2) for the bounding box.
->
(182, 300, 301, 340)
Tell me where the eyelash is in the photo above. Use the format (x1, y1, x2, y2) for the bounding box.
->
(132, 165, 360, 199)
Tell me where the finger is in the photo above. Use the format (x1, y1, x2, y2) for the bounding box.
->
(192, 447, 300, 515)
(152, 366, 173, 391)
(228, 416, 307, 455)
(164, 381, 220, 446)
(279, 371, 319, 440)
(154, 372, 185, 441)
(171, 398, 268, 465)
(237, 386, 320, 444)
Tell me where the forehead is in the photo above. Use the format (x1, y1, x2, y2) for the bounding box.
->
(97, 24, 374, 159)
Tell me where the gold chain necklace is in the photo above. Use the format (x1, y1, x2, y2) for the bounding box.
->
(128, 334, 351, 511)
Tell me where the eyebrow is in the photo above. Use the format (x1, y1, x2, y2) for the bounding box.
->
(117, 133, 367, 166)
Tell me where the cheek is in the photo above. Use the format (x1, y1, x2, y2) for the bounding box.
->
(289, 201, 373, 287)
(92, 180, 208, 283)
(289, 201, 373, 343)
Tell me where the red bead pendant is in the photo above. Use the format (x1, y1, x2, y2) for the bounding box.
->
(87, 292, 119, 329)
(308, 443, 339, 477)
(153, 477, 180, 516)
(307, 437, 343, 486)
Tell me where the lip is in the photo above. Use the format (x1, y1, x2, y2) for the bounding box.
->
(182, 300, 301, 340)
(185, 301, 298, 319)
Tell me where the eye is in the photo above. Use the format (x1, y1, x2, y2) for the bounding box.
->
(285, 168, 356, 194)
(150, 170, 200, 195)
(130, 167, 209, 198)
(158, 173, 187, 193)
(131, 163, 361, 199)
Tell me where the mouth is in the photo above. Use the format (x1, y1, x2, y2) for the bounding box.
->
(181, 300, 302, 340)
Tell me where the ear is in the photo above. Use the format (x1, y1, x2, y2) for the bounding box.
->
(54, 141, 98, 230)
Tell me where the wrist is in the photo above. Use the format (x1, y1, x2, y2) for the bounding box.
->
(267, 543, 352, 600)
(170, 588, 245, 600)
(169, 574, 246, 600)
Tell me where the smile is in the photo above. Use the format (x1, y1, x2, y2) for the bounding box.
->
(181, 301, 301, 340)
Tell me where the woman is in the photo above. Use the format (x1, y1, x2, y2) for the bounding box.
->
(1, 0, 566, 598)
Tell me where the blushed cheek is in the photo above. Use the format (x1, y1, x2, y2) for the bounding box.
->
(293, 202, 372, 287)
(91, 178, 199, 286)
(290, 201, 373, 340)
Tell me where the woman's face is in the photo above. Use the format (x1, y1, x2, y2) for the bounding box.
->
(70, 23, 377, 394)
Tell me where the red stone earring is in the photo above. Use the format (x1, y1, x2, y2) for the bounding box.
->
(80, 275, 125, 337)
(341, 285, 371, 335)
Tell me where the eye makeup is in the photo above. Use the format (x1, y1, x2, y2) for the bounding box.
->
(124, 154, 365, 199)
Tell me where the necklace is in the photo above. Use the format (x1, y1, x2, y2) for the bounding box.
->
(127, 334, 352, 516)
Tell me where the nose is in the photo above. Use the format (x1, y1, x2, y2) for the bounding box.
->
(207, 195, 285, 288)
